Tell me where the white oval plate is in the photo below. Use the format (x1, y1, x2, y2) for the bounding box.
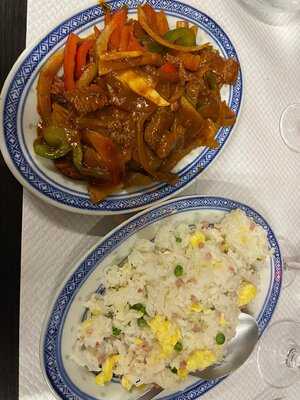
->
(41, 195, 282, 400)
(0, 0, 243, 215)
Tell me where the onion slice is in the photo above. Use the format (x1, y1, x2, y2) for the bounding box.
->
(138, 6, 210, 53)
(96, 18, 119, 75)
(37, 50, 64, 123)
(116, 69, 170, 107)
(99, 50, 144, 61)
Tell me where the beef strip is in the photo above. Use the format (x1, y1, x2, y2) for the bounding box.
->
(144, 108, 175, 151)
(65, 84, 108, 114)
(185, 79, 206, 106)
(196, 49, 239, 85)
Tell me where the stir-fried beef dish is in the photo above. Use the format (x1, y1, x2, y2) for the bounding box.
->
(35, 3, 239, 202)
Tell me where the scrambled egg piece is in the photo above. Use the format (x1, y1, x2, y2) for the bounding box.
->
(178, 368, 188, 379)
(95, 355, 119, 386)
(121, 375, 133, 391)
(81, 319, 92, 330)
(211, 259, 223, 268)
(186, 350, 216, 372)
(91, 306, 101, 316)
(134, 338, 143, 346)
(178, 350, 216, 379)
(149, 315, 182, 357)
(80, 319, 94, 335)
(238, 282, 257, 307)
(190, 232, 206, 248)
(219, 313, 227, 327)
(190, 303, 204, 313)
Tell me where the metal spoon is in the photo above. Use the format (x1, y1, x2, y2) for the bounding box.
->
(192, 313, 259, 380)
(137, 313, 259, 400)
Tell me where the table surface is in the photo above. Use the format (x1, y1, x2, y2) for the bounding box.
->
(0, 1, 27, 399)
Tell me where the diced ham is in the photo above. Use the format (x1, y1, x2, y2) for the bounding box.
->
(191, 295, 198, 303)
(192, 324, 202, 333)
(228, 265, 235, 273)
(176, 278, 184, 288)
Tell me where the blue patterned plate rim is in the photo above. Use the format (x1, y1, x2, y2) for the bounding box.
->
(0, 0, 243, 215)
(41, 195, 282, 400)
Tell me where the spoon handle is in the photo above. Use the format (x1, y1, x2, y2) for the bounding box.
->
(136, 385, 164, 400)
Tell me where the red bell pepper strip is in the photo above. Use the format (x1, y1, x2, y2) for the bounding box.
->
(159, 62, 179, 82)
(156, 11, 169, 36)
(75, 39, 95, 80)
(64, 33, 79, 91)
(127, 26, 145, 51)
(109, 7, 128, 50)
(159, 62, 177, 74)
(119, 25, 131, 51)
(142, 4, 158, 33)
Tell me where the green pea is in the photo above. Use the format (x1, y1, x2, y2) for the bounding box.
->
(175, 237, 182, 243)
(105, 311, 114, 319)
(174, 342, 183, 352)
(130, 303, 147, 315)
(216, 332, 225, 345)
(174, 264, 184, 277)
(112, 326, 122, 336)
(137, 317, 148, 328)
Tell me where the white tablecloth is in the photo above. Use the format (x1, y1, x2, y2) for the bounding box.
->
(20, 1, 300, 399)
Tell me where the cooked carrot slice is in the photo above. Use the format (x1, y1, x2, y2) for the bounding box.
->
(119, 25, 131, 51)
(142, 4, 158, 33)
(75, 39, 95, 79)
(160, 62, 177, 74)
(127, 25, 145, 51)
(64, 33, 79, 91)
(109, 7, 128, 50)
(156, 10, 169, 36)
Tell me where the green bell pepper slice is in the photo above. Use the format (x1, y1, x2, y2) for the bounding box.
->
(34, 140, 71, 160)
(164, 27, 196, 47)
(34, 126, 72, 160)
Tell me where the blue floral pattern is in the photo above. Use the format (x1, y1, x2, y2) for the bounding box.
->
(2, 0, 243, 213)
(43, 196, 282, 400)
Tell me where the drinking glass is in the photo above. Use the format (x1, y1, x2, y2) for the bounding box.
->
(278, 237, 300, 288)
(257, 320, 300, 388)
(239, 0, 300, 25)
(280, 103, 300, 153)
